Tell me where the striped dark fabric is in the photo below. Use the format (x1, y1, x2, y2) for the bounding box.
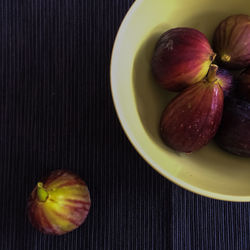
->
(0, 1, 249, 250)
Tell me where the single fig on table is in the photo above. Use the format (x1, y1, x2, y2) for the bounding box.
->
(28, 169, 91, 235)
(160, 64, 224, 153)
(237, 68, 250, 101)
(215, 97, 250, 157)
(151, 27, 216, 91)
(213, 14, 250, 69)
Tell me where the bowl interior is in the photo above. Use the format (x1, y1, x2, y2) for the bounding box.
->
(111, 0, 250, 201)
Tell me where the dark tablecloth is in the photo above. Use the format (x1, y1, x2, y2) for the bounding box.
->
(0, 1, 250, 249)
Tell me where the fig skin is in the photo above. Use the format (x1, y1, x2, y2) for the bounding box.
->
(215, 97, 250, 157)
(213, 14, 250, 69)
(160, 64, 224, 153)
(27, 169, 91, 235)
(237, 68, 250, 101)
(216, 67, 233, 96)
(151, 27, 216, 91)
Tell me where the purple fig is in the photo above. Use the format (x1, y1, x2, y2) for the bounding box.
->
(160, 64, 224, 153)
(213, 14, 250, 69)
(151, 27, 216, 91)
(216, 68, 233, 96)
(237, 68, 250, 101)
(215, 96, 250, 157)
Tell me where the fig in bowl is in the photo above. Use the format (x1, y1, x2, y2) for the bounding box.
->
(213, 14, 250, 69)
(215, 96, 250, 157)
(27, 170, 91, 235)
(160, 64, 224, 153)
(151, 27, 216, 91)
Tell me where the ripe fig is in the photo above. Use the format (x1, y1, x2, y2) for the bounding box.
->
(215, 97, 250, 157)
(237, 68, 250, 101)
(151, 27, 216, 91)
(216, 67, 233, 96)
(213, 14, 250, 69)
(160, 64, 224, 153)
(28, 169, 91, 235)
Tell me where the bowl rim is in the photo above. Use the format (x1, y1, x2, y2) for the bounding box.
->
(110, 0, 250, 202)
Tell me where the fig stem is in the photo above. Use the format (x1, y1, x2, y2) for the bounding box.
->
(37, 182, 48, 202)
(221, 54, 231, 62)
(207, 64, 218, 82)
(211, 52, 216, 62)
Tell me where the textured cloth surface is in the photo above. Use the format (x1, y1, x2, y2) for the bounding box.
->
(0, 1, 250, 250)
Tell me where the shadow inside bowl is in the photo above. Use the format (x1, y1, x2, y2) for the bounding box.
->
(176, 10, 233, 40)
(132, 25, 177, 147)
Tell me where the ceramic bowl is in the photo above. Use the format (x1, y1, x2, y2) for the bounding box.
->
(110, 0, 250, 201)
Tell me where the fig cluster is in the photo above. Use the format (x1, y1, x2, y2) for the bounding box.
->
(152, 14, 250, 155)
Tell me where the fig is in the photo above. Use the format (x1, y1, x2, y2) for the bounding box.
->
(215, 96, 250, 157)
(237, 68, 250, 101)
(216, 67, 233, 96)
(151, 27, 216, 91)
(213, 14, 250, 69)
(160, 64, 224, 153)
(28, 169, 91, 235)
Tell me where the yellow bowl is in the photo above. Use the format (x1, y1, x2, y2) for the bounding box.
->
(110, 0, 250, 201)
